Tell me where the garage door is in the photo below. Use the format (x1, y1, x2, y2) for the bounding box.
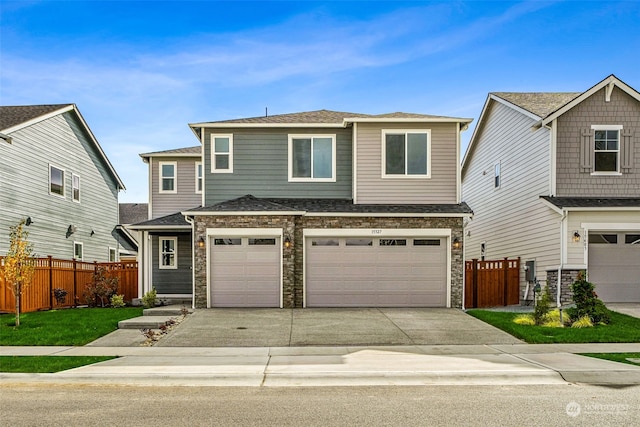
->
(588, 232, 640, 303)
(210, 237, 280, 307)
(306, 237, 447, 307)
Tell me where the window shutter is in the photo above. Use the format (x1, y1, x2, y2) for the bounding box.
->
(579, 128, 593, 172)
(621, 130, 634, 172)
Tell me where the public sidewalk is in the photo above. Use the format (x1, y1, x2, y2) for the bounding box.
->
(2, 343, 640, 387)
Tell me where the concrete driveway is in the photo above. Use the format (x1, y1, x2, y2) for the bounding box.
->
(156, 308, 521, 347)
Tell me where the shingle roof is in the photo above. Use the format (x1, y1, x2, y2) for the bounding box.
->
(119, 203, 149, 224)
(185, 195, 473, 215)
(193, 109, 471, 125)
(491, 93, 580, 118)
(131, 211, 193, 228)
(140, 146, 201, 157)
(0, 104, 74, 131)
(541, 196, 640, 209)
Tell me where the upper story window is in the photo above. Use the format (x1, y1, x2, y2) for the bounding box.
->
(159, 161, 177, 193)
(382, 130, 431, 178)
(212, 134, 233, 173)
(49, 165, 65, 197)
(109, 247, 117, 262)
(195, 161, 203, 193)
(73, 242, 83, 260)
(288, 134, 336, 182)
(592, 125, 621, 174)
(159, 237, 177, 269)
(494, 161, 501, 189)
(72, 174, 80, 202)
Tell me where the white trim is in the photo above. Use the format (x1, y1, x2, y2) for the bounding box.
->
(205, 228, 283, 309)
(195, 161, 203, 194)
(381, 129, 432, 179)
(182, 210, 471, 218)
(159, 236, 178, 270)
(211, 134, 234, 173)
(73, 241, 83, 261)
(550, 119, 557, 196)
(288, 134, 337, 182)
(108, 247, 117, 262)
(302, 228, 452, 308)
(581, 222, 640, 231)
(148, 160, 153, 219)
(191, 122, 345, 129)
(591, 125, 622, 174)
(184, 211, 304, 217)
(129, 225, 192, 230)
(185, 215, 196, 309)
(72, 173, 81, 203)
(158, 161, 177, 194)
(563, 206, 639, 212)
(140, 152, 201, 158)
(493, 161, 501, 190)
(201, 128, 205, 207)
(345, 117, 472, 124)
(352, 122, 358, 204)
(591, 124, 624, 131)
(49, 164, 65, 198)
(456, 122, 461, 203)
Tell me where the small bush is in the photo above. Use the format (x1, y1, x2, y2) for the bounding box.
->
(142, 288, 157, 308)
(534, 285, 552, 325)
(514, 314, 535, 325)
(52, 288, 68, 306)
(571, 316, 594, 328)
(83, 267, 119, 307)
(592, 299, 611, 324)
(110, 294, 125, 308)
(542, 319, 563, 328)
(570, 272, 610, 324)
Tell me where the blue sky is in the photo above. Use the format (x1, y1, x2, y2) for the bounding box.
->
(1, 1, 639, 203)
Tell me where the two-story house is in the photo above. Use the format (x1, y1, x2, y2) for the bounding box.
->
(462, 75, 640, 305)
(136, 110, 472, 308)
(131, 147, 202, 304)
(0, 104, 126, 261)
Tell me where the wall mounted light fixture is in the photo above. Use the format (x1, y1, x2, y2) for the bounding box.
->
(90, 229, 95, 236)
(66, 225, 77, 238)
(284, 236, 292, 249)
(25, 217, 33, 226)
(452, 238, 462, 250)
(198, 236, 205, 248)
(573, 231, 581, 243)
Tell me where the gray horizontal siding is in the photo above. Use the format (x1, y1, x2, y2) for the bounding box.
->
(203, 128, 352, 204)
(0, 112, 121, 261)
(151, 233, 192, 294)
(150, 156, 202, 218)
(355, 122, 458, 204)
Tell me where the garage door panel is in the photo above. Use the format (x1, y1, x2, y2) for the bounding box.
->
(588, 236, 640, 303)
(306, 236, 448, 307)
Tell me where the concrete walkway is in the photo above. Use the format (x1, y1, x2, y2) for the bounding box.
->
(2, 343, 640, 387)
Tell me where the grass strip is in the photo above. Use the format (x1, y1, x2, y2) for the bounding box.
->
(0, 307, 143, 346)
(0, 356, 116, 373)
(579, 353, 640, 367)
(466, 310, 640, 343)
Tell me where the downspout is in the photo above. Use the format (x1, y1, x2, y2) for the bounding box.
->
(185, 215, 196, 309)
(558, 209, 567, 309)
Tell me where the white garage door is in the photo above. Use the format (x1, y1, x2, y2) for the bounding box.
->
(306, 237, 448, 307)
(588, 232, 640, 303)
(210, 237, 281, 307)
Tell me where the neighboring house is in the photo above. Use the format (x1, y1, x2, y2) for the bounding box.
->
(117, 202, 149, 260)
(0, 104, 126, 262)
(131, 147, 201, 303)
(462, 75, 640, 304)
(135, 109, 473, 308)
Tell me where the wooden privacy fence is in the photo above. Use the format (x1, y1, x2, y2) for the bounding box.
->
(0, 256, 138, 314)
(465, 258, 520, 308)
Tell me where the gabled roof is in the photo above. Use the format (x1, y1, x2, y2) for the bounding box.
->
(119, 203, 149, 225)
(462, 74, 640, 170)
(139, 146, 201, 159)
(189, 109, 473, 136)
(129, 211, 193, 229)
(183, 195, 472, 217)
(0, 103, 126, 190)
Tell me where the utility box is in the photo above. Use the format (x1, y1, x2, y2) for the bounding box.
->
(525, 260, 535, 282)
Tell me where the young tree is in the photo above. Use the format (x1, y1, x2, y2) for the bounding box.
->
(0, 219, 35, 326)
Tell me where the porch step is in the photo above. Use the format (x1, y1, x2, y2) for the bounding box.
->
(118, 316, 176, 330)
(143, 306, 192, 317)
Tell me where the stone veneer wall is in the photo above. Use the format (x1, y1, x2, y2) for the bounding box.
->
(546, 268, 582, 305)
(192, 214, 464, 308)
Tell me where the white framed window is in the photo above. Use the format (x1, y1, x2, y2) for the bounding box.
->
(72, 174, 81, 202)
(494, 161, 501, 189)
(49, 164, 65, 197)
(73, 242, 83, 260)
(108, 247, 117, 262)
(382, 130, 431, 178)
(159, 237, 177, 269)
(592, 125, 622, 174)
(195, 161, 203, 193)
(159, 161, 177, 193)
(288, 134, 336, 182)
(211, 134, 233, 173)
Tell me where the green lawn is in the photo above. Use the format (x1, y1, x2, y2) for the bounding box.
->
(467, 310, 640, 343)
(0, 356, 116, 373)
(579, 353, 640, 367)
(0, 307, 143, 346)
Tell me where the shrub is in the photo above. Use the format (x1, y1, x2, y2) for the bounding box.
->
(542, 319, 563, 328)
(570, 271, 610, 324)
(142, 288, 157, 308)
(514, 314, 535, 325)
(83, 266, 119, 307)
(534, 285, 552, 325)
(571, 316, 594, 328)
(53, 288, 68, 306)
(110, 294, 126, 308)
